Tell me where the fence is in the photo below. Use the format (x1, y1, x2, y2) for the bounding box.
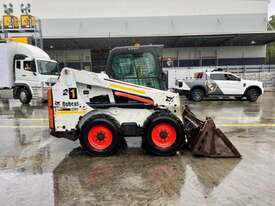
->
(165, 64, 275, 91)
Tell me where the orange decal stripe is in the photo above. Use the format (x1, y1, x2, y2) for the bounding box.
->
(114, 91, 154, 105)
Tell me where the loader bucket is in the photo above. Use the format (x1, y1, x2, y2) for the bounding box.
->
(183, 106, 241, 158)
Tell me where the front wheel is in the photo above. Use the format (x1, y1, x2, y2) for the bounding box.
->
(190, 88, 204, 102)
(246, 88, 260, 102)
(79, 114, 121, 156)
(142, 111, 185, 156)
(18, 88, 32, 104)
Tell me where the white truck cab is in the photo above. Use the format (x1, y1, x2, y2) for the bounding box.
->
(0, 41, 60, 104)
(175, 71, 264, 102)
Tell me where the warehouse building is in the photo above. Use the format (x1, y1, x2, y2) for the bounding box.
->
(2, 0, 275, 71)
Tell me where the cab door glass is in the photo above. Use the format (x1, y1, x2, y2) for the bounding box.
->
(210, 73, 227, 80)
(15, 60, 21, 69)
(210, 73, 239, 81)
(225, 74, 240, 81)
(23, 61, 36, 73)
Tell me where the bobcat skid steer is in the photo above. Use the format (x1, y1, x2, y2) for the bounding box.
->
(48, 68, 241, 157)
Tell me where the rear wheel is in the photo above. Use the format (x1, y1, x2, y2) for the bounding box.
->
(142, 111, 185, 156)
(246, 88, 260, 102)
(79, 114, 121, 156)
(190, 88, 204, 102)
(18, 87, 32, 104)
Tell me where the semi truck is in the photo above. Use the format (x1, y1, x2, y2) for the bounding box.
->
(0, 41, 60, 104)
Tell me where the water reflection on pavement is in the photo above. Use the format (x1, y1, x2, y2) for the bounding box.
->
(0, 93, 275, 206)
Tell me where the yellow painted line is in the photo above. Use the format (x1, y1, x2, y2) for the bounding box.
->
(0, 123, 274, 129)
(218, 123, 275, 127)
(0, 118, 48, 121)
(241, 112, 262, 114)
(0, 125, 48, 128)
(2, 117, 274, 121)
(110, 83, 145, 95)
(0, 116, 273, 121)
(217, 117, 275, 120)
(262, 117, 275, 120)
(218, 117, 259, 120)
(55, 110, 86, 115)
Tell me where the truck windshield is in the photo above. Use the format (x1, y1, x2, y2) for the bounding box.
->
(111, 52, 161, 89)
(37, 60, 60, 75)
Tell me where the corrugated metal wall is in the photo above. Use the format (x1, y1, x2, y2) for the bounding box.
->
(47, 49, 92, 70)
(4, 0, 268, 19)
(162, 46, 266, 67)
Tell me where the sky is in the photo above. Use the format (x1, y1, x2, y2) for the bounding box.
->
(269, 0, 275, 16)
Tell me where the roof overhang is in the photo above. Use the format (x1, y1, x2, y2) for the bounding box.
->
(43, 32, 275, 50)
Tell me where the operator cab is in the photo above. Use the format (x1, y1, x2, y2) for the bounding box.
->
(106, 45, 167, 90)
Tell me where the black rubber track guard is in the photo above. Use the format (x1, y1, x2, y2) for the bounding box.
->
(183, 106, 241, 158)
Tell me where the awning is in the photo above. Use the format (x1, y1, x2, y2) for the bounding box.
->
(43, 32, 275, 50)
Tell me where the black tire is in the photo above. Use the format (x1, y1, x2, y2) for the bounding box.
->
(142, 111, 185, 156)
(79, 114, 121, 156)
(246, 88, 260, 102)
(190, 88, 204, 102)
(18, 87, 32, 104)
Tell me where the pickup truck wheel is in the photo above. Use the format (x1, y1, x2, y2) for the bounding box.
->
(142, 111, 185, 156)
(246, 88, 260, 102)
(190, 88, 204, 102)
(80, 114, 121, 156)
(18, 88, 32, 104)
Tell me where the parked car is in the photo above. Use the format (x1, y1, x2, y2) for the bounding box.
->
(174, 71, 264, 102)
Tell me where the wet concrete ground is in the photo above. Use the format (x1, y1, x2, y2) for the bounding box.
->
(0, 92, 275, 206)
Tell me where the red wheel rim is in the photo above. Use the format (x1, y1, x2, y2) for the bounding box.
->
(88, 124, 113, 150)
(151, 123, 177, 149)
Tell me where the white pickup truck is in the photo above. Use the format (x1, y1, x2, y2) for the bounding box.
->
(174, 71, 264, 102)
(0, 41, 60, 104)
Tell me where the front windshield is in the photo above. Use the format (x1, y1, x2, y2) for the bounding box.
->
(37, 60, 60, 75)
(111, 52, 160, 89)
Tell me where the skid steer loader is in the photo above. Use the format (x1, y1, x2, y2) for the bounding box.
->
(48, 45, 241, 157)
